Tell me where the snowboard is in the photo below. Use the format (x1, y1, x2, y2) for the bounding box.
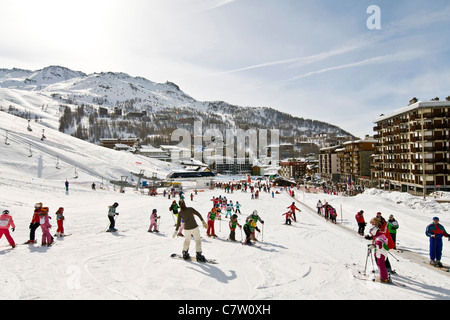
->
(170, 253, 217, 264)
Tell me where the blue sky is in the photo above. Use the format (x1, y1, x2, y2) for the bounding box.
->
(1, 0, 450, 138)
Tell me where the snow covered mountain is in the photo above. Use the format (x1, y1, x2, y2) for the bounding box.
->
(0, 66, 355, 148)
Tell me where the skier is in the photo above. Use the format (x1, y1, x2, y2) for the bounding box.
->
(65, 180, 69, 193)
(287, 202, 300, 222)
(246, 210, 264, 241)
(173, 200, 208, 262)
(107, 202, 119, 232)
(425, 217, 449, 267)
(0, 210, 16, 248)
(169, 200, 179, 225)
(55, 207, 65, 237)
(355, 210, 366, 236)
(243, 220, 260, 245)
(330, 207, 337, 224)
(387, 215, 399, 249)
(316, 200, 323, 215)
(206, 206, 218, 237)
(235, 201, 241, 214)
(26, 203, 42, 244)
(225, 202, 233, 218)
(148, 209, 160, 233)
(367, 218, 390, 283)
(39, 207, 53, 246)
(282, 209, 294, 225)
(228, 214, 241, 241)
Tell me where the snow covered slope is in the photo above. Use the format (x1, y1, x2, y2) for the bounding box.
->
(1, 112, 450, 300)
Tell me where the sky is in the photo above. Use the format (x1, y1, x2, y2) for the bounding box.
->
(1, 0, 450, 138)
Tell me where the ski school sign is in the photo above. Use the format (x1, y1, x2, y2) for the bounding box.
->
(170, 120, 280, 165)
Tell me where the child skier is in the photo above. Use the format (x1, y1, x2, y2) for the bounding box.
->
(55, 207, 65, 237)
(287, 202, 300, 222)
(26, 203, 42, 244)
(207, 206, 219, 237)
(169, 200, 179, 225)
(0, 210, 16, 248)
(368, 218, 390, 283)
(225, 202, 233, 218)
(282, 209, 294, 225)
(39, 207, 53, 246)
(148, 209, 160, 233)
(107, 202, 119, 232)
(229, 214, 241, 241)
(235, 201, 241, 214)
(243, 220, 259, 245)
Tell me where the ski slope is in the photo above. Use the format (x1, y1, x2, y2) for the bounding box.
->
(1, 111, 450, 300)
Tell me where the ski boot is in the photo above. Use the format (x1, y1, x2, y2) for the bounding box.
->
(182, 250, 190, 261)
(196, 252, 206, 263)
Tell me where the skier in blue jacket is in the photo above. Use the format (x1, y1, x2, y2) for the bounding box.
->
(425, 217, 449, 267)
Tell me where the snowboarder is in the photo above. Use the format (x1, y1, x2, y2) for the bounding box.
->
(173, 200, 208, 262)
(0, 210, 16, 248)
(425, 217, 449, 267)
(148, 209, 160, 233)
(355, 210, 366, 236)
(387, 215, 399, 249)
(287, 202, 300, 222)
(39, 207, 53, 246)
(207, 206, 219, 237)
(26, 203, 42, 244)
(229, 214, 241, 241)
(55, 207, 65, 237)
(107, 202, 119, 232)
(282, 209, 294, 225)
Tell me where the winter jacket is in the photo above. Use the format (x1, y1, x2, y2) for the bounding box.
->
(355, 213, 365, 224)
(39, 214, 51, 228)
(426, 223, 449, 239)
(387, 219, 399, 234)
(374, 233, 389, 259)
(108, 206, 118, 217)
(56, 208, 64, 221)
(287, 204, 300, 213)
(31, 209, 41, 224)
(176, 207, 205, 231)
(0, 213, 15, 230)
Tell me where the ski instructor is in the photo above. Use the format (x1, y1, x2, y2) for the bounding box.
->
(173, 200, 208, 262)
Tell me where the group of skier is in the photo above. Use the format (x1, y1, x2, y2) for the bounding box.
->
(0, 202, 66, 249)
(316, 200, 338, 223)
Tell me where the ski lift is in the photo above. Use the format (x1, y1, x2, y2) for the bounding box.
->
(28, 144, 33, 158)
(27, 120, 33, 132)
(41, 129, 46, 141)
(73, 167, 79, 179)
(4, 131, 10, 145)
(56, 156, 61, 169)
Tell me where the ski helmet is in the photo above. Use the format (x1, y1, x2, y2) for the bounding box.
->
(2, 210, 10, 215)
(113, 202, 119, 207)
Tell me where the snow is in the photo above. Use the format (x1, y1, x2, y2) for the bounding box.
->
(1, 111, 450, 300)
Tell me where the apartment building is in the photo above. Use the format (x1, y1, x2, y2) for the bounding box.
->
(318, 145, 341, 183)
(336, 138, 377, 186)
(372, 98, 450, 195)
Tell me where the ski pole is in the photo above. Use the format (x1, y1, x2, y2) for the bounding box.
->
(388, 251, 399, 262)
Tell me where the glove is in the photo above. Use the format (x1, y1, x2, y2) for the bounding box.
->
(11, 228, 15, 232)
(116, 212, 119, 215)
(368, 244, 375, 250)
(202, 221, 207, 229)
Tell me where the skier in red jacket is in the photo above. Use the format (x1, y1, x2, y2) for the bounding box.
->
(287, 202, 301, 222)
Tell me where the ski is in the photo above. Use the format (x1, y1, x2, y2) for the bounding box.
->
(424, 261, 450, 272)
(170, 253, 217, 264)
(352, 271, 406, 287)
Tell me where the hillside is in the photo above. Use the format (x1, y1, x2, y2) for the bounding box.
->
(1, 111, 450, 301)
(0, 66, 355, 150)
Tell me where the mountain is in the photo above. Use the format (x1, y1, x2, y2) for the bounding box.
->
(0, 65, 356, 152)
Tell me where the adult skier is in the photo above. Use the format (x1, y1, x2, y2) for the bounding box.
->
(173, 200, 208, 262)
(387, 215, 399, 249)
(425, 217, 449, 267)
(355, 210, 366, 236)
(287, 202, 301, 222)
(0, 210, 16, 248)
(107, 202, 119, 232)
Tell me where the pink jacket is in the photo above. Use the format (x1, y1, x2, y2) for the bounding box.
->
(0, 214, 15, 230)
(39, 214, 52, 228)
